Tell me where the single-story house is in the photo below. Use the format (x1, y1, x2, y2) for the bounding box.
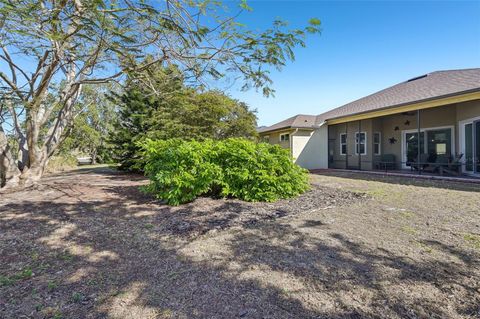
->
(257, 114, 317, 160)
(258, 68, 480, 177)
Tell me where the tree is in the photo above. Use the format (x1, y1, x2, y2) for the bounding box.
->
(111, 65, 258, 171)
(0, 0, 320, 189)
(60, 84, 117, 164)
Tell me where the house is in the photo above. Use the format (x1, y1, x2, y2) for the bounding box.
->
(257, 114, 317, 160)
(258, 68, 480, 177)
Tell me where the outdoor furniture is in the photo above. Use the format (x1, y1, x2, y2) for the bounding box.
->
(410, 153, 429, 171)
(375, 154, 396, 170)
(423, 154, 450, 173)
(440, 153, 464, 176)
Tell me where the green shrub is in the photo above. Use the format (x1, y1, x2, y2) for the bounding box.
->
(141, 138, 309, 205)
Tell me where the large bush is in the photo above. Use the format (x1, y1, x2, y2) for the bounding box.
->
(141, 138, 310, 205)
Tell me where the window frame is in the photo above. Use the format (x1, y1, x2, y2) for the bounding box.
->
(279, 133, 290, 142)
(373, 132, 381, 155)
(262, 135, 270, 143)
(340, 133, 347, 155)
(355, 131, 367, 155)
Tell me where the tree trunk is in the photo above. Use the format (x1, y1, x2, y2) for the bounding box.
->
(0, 131, 21, 189)
(91, 149, 97, 165)
(0, 135, 49, 191)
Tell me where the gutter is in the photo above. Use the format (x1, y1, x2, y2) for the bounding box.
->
(324, 88, 480, 123)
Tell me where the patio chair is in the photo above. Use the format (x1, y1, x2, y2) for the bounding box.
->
(375, 154, 396, 170)
(440, 153, 464, 176)
(410, 153, 429, 171)
(423, 154, 450, 174)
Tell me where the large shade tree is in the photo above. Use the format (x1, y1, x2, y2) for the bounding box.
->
(0, 0, 320, 189)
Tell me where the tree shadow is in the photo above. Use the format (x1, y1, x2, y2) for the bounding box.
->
(1, 170, 479, 318)
(224, 224, 480, 318)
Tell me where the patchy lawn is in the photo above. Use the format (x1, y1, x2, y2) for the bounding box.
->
(1, 167, 479, 319)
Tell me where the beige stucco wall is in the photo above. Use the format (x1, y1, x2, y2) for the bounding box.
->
(259, 129, 293, 150)
(296, 125, 329, 169)
(259, 128, 315, 161)
(456, 99, 480, 122)
(291, 130, 314, 159)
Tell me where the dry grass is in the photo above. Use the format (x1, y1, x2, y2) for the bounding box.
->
(1, 167, 479, 318)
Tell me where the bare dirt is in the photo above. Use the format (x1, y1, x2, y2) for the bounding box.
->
(1, 167, 479, 319)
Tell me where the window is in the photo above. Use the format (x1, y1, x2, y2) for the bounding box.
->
(427, 129, 451, 156)
(262, 135, 270, 143)
(280, 133, 290, 142)
(373, 132, 381, 155)
(340, 133, 347, 155)
(355, 132, 367, 155)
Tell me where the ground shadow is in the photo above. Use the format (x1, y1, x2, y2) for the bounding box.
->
(1, 169, 479, 318)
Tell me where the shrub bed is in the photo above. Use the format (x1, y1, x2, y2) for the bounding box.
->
(141, 138, 310, 205)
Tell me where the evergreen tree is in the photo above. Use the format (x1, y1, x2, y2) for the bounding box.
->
(111, 66, 258, 171)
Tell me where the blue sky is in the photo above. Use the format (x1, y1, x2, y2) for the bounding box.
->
(226, 1, 480, 126)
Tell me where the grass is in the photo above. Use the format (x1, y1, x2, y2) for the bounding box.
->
(401, 226, 417, 235)
(71, 292, 84, 303)
(144, 223, 155, 230)
(400, 211, 415, 219)
(463, 233, 480, 249)
(0, 267, 33, 287)
(47, 281, 58, 292)
(57, 251, 74, 262)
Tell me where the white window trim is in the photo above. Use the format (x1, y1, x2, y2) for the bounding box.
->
(373, 132, 381, 155)
(459, 116, 480, 174)
(279, 133, 290, 142)
(355, 132, 367, 155)
(401, 125, 455, 169)
(262, 135, 270, 142)
(340, 133, 347, 155)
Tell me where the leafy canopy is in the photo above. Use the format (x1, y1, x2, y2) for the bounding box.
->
(110, 65, 258, 171)
(0, 0, 320, 188)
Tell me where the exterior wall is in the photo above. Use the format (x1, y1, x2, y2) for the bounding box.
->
(295, 125, 329, 169)
(380, 104, 457, 165)
(456, 99, 480, 122)
(291, 130, 314, 159)
(328, 119, 374, 170)
(258, 99, 480, 172)
(327, 101, 478, 170)
(259, 129, 294, 150)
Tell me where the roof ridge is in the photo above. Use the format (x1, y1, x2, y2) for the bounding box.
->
(429, 67, 480, 74)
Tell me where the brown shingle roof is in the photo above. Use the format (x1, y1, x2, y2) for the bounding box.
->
(257, 114, 317, 133)
(315, 68, 480, 125)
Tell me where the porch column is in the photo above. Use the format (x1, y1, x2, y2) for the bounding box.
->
(417, 109, 421, 175)
(358, 120, 361, 170)
(345, 122, 348, 169)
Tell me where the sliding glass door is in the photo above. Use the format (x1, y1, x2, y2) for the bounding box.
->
(476, 121, 480, 174)
(463, 120, 480, 174)
(465, 123, 473, 172)
(403, 127, 452, 168)
(405, 132, 424, 165)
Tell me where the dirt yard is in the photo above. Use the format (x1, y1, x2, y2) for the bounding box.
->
(1, 167, 479, 319)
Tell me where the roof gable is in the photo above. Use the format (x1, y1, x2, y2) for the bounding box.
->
(258, 114, 317, 133)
